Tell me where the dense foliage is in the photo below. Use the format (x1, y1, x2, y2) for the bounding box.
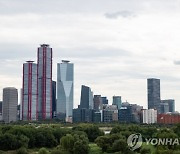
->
(0, 123, 180, 153)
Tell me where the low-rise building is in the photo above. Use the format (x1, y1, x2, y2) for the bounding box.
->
(141, 109, 157, 124)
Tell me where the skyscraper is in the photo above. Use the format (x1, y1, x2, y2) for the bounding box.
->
(79, 85, 93, 109)
(52, 81, 56, 118)
(101, 97, 108, 105)
(147, 78, 161, 112)
(38, 44, 52, 120)
(112, 96, 122, 109)
(93, 95, 103, 111)
(2, 87, 18, 123)
(57, 60, 74, 120)
(22, 61, 38, 121)
(0, 101, 2, 114)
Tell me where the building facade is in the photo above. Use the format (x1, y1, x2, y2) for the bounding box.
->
(79, 85, 93, 109)
(52, 81, 56, 118)
(0, 101, 2, 114)
(57, 60, 74, 121)
(73, 108, 94, 123)
(93, 95, 103, 111)
(157, 113, 180, 124)
(147, 78, 161, 112)
(161, 99, 175, 113)
(160, 102, 169, 114)
(0, 101, 2, 121)
(102, 105, 118, 122)
(22, 61, 38, 121)
(112, 96, 122, 109)
(141, 109, 157, 124)
(37, 44, 52, 120)
(2, 87, 18, 123)
(101, 97, 108, 105)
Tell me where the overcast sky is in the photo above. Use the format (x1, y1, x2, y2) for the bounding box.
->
(1, 0, 180, 111)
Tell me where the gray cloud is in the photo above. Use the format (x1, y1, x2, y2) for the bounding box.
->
(174, 60, 180, 65)
(104, 11, 135, 19)
(55, 47, 131, 59)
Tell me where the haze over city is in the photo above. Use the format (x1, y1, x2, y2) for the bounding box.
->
(0, 0, 180, 111)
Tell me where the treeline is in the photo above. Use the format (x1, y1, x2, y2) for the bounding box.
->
(0, 124, 104, 153)
(95, 124, 180, 154)
(0, 123, 180, 153)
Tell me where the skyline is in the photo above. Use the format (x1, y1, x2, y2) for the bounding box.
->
(0, 0, 180, 111)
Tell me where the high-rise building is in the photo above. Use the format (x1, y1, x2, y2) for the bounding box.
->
(0, 101, 2, 114)
(112, 96, 122, 109)
(93, 95, 103, 111)
(102, 105, 118, 122)
(101, 97, 108, 104)
(57, 60, 74, 120)
(160, 102, 169, 113)
(52, 81, 56, 118)
(2, 87, 18, 123)
(119, 103, 143, 123)
(79, 85, 93, 109)
(161, 99, 175, 113)
(22, 61, 38, 121)
(0, 101, 2, 121)
(147, 78, 161, 112)
(37, 44, 52, 120)
(73, 108, 94, 123)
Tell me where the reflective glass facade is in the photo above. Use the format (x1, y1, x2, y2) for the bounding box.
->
(57, 61, 74, 120)
(148, 78, 161, 112)
(80, 85, 93, 109)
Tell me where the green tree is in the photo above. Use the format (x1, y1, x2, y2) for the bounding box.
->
(112, 139, 129, 153)
(16, 147, 28, 154)
(60, 134, 75, 153)
(38, 147, 49, 154)
(0, 133, 17, 150)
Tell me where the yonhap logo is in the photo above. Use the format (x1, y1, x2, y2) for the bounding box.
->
(127, 133, 143, 151)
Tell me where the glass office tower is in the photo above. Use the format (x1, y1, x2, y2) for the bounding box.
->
(147, 78, 161, 112)
(80, 85, 93, 109)
(112, 96, 122, 109)
(57, 60, 74, 121)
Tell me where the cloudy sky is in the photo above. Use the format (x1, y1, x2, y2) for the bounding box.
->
(1, 0, 180, 111)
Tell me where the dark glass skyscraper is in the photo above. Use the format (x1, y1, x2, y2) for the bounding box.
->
(147, 78, 161, 112)
(101, 97, 108, 104)
(52, 81, 56, 118)
(80, 85, 93, 109)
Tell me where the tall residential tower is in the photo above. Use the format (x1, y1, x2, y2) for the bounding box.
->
(37, 44, 52, 120)
(22, 61, 38, 120)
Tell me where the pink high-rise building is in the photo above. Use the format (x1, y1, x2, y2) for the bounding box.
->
(22, 61, 38, 121)
(37, 44, 52, 120)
